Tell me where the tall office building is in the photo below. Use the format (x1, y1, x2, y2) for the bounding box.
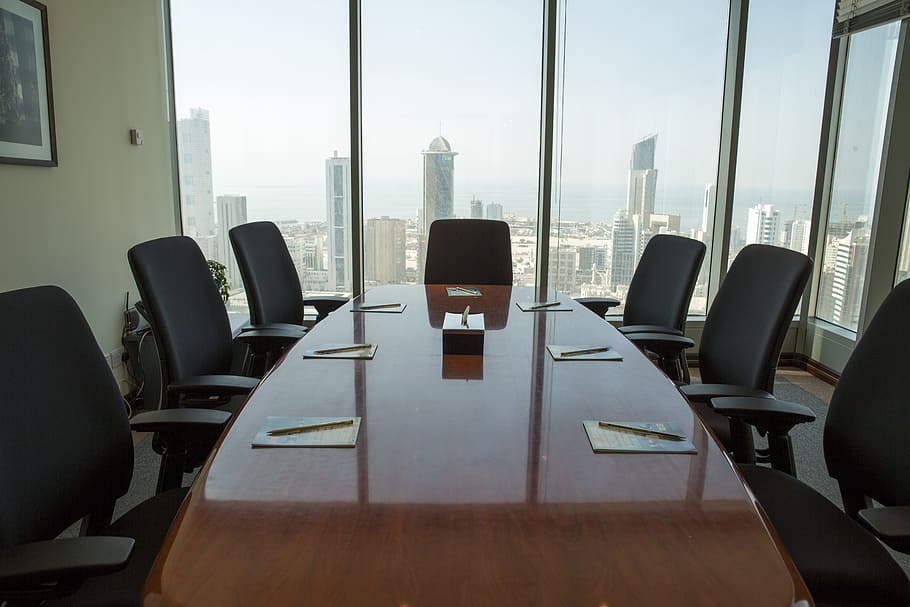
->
(326, 152, 352, 293)
(485, 202, 503, 221)
(745, 204, 781, 245)
(830, 226, 869, 330)
(610, 210, 636, 290)
(702, 183, 715, 234)
(549, 247, 577, 294)
(176, 108, 217, 257)
(418, 135, 457, 276)
(216, 195, 247, 289)
(470, 197, 484, 219)
(365, 217, 407, 285)
(627, 134, 658, 220)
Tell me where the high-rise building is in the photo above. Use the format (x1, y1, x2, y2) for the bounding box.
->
(830, 225, 869, 330)
(470, 196, 483, 219)
(326, 152, 351, 293)
(216, 195, 247, 289)
(365, 217, 407, 285)
(485, 202, 503, 221)
(787, 219, 812, 255)
(702, 183, 715, 234)
(176, 108, 217, 257)
(418, 136, 457, 277)
(549, 247, 577, 294)
(611, 210, 635, 290)
(745, 204, 781, 245)
(627, 134, 658, 220)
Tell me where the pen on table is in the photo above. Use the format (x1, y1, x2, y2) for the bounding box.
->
(530, 301, 561, 310)
(268, 418, 354, 436)
(598, 421, 686, 441)
(461, 305, 470, 327)
(313, 344, 373, 355)
(455, 286, 480, 295)
(358, 302, 401, 310)
(561, 346, 610, 357)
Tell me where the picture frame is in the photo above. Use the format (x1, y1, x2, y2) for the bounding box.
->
(0, 0, 56, 166)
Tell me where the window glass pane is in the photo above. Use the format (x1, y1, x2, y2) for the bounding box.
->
(728, 0, 833, 264)
(361, 0, 543, 288)
(816, 22, 900, 330)
(171, 1, 351, 310)
(896, 185, 910, 284)
(552, 1, 729, 314)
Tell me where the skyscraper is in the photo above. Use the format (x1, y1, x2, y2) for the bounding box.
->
(216, 195, 247, 288)
(745, 204, 781, 246)
(176, 108, 217, 257)
(418, 135, 457, 276)
(365, 217, 407, 285)
(485, 202, 503, 221)
(627, 134, 658, 220)
(611, 210, 635, 290)
(470, 196, 483, 219)
(326, 152, 351, 293)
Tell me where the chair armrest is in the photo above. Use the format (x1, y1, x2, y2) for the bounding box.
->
(618, 324, 684, 336)
(711, 396, 815, 433)
(235, 328, 303, 349)
(0, 537, 134, 598)
(129, 408, 231, 434)
(858, 507, 910, 554)
(304, 296, 348, 322)
(168, 374, 259, 396)
(240, 322, 307, 334)
(575, 297, 621, 318)
(680, 383, 773, 404)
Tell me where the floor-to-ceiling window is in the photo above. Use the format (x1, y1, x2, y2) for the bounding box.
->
(359, 0, 544, 289)
(728, 0, 834, 265)
(170, 0, 352, 308)
(815, 21, 900, 331)
(550, 0, 729, 314)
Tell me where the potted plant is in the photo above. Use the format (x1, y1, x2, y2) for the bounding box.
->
(207, 259, 231, 303)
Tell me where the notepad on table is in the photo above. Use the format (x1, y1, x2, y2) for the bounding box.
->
(252, 416, 362, 448)
(303, 344, 378, 359)
(351, 302, 407, 313)
(582, 420, 696, 454)
(516, 301, 573, 312)
(547, 345, 622, 361)
(446, 286, 482, 297)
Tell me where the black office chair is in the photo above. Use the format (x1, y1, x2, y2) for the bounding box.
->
(579, 234, 706, 381)
(0, 286, 229, 606)
(229, 221, 348, 329)
(630, 244, 812, 469)
(731, 280, 910, 606)
(424, 219, 513, 285)
(129, 236, 299, 486)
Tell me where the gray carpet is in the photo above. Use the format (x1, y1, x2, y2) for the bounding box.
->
(64, 375, 910, 578)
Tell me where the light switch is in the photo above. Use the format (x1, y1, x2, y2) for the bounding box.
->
(129, 129, 143, 146)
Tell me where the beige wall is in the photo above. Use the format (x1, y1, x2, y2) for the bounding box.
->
(0, 0, 178, 356)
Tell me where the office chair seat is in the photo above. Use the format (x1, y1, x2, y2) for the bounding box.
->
(47, 488, 188, 606)
(741, 464, 910, 606)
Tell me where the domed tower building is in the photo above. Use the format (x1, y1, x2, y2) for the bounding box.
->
(418, 135, 457, 277)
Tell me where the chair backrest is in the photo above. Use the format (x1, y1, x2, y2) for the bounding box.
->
(0, 286, 132, 548)
(128, 236, 234, 383)
(230, 221, 303, 326)
(623, 234, 706, 330)
(699, 244, 812, 392)
(824, 279, 910, 510)
(424, 219, 513, 285)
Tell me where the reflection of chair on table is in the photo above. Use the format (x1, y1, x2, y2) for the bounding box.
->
(424, 285, 512, 330)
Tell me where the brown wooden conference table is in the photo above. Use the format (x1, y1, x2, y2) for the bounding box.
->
(143, 284, 811, 606)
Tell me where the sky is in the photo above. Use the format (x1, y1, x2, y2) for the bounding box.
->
(170, 0, 856, 228)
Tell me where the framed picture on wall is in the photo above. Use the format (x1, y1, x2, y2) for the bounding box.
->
(0, 0, 56, 166)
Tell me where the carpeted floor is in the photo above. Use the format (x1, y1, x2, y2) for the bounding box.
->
(67, 370, 910, 578)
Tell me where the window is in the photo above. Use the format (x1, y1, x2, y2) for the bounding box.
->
(894, 184, 910, 284)
(551, 0, 729, 313)
(728, 0, 834, 263)
(170, 0, 351, 309)
(360, 0, 543, 289)
(815, 21, 900, 331)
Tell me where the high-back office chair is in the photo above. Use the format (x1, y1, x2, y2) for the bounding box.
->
(229, 221, 347, 328)
(0, 286, 228, 606)
(733, 280, 910, 606)
(579, 235, 706, 381)
(424, 219, 513, 285)
(630, 244, 812, 466)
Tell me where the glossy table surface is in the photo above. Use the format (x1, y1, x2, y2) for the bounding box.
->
(143, 285, 811, 606)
